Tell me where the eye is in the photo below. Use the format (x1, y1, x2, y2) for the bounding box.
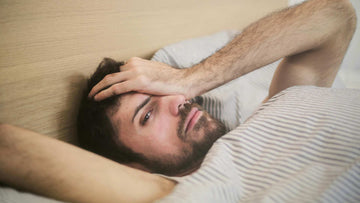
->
(141, 110, 152, 126)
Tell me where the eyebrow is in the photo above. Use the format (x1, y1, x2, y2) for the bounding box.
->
(132, 96, 151, 123)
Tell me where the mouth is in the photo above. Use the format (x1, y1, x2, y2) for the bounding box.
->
(184, 107, 203, 134)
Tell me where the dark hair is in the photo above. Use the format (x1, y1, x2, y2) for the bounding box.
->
(77, 58, 145, 164)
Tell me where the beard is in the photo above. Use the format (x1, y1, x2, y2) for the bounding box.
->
(141, 102, 227, 176)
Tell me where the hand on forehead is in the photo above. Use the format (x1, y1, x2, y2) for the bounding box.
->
(89, 57, 193, 102)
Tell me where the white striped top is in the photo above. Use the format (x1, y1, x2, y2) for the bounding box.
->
(157, 86, 360, 203)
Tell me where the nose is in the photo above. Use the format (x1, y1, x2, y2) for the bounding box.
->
(159, 95, 186, 116)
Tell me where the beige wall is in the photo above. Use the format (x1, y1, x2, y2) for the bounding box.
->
(0, 0, 287, 143)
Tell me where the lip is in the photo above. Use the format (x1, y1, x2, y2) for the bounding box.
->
(184, 107, 202, 134)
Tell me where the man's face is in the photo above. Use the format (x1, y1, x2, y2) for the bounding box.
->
(108, 93, 226, 176)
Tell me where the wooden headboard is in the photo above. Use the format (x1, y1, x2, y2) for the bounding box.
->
(0, 0, 287, 143)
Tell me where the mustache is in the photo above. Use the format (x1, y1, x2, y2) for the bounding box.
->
(179, 103, 193, 119)
(177, 102, 202, 140)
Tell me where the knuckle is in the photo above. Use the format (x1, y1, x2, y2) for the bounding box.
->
(128, 57, 144, 67)
(112, 84, 123, 94)
(110, 84, 119, 92)
(129, 56, 140, 61)
(103, 74, 113, 83)
(128, 57, 139, 64)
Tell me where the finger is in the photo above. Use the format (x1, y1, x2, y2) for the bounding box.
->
(120, 57, 144, 72)
(88, 71, 131, 98)
(118, 62, 131, 72)
(93, 80, 136, 101)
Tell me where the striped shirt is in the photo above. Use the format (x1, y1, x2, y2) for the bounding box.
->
(158, 86, 360, 202)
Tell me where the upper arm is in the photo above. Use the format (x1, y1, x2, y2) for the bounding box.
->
(0, 124, 175, 203)
(266, 0, 357, 101)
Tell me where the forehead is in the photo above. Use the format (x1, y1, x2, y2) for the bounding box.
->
(116, 93, 148, 114)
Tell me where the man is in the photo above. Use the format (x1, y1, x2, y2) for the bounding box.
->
(80, 0, 357, 177)
(77, 58, 227, 176)
(0, 0, 357, 202)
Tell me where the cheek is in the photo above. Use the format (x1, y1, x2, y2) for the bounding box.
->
(152, 116, 178, 142)
(124, 115, 185, 156)
(147, 116, 183, 152)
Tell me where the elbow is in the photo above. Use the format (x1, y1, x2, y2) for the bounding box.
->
(327, 0, 358, 46)
(340, 0, 357, 34)
(0, 123, 14, 139)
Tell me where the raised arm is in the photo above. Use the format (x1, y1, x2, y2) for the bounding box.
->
(89, 0, 356, 101)
(0, 124, 175, 203)
(195, 0, 356, 100)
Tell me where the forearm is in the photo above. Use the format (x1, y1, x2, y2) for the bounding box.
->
(87, 0, 355, 101)
(186, 0, 356, 96)
(0, 124, 174, 203)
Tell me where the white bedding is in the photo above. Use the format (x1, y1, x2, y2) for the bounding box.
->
(158, 86, 360, 202)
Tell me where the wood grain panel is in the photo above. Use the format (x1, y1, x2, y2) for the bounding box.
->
(0, 0, 287, 143)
